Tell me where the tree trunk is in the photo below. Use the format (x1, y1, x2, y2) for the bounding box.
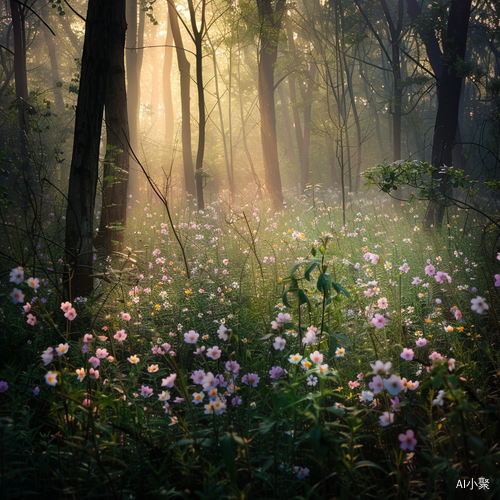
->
(424, 0, 472, 228)
(95, 0, 129, 257)
(257, 0, 285, 209)
(126, 0, 144, 200)
(168, 0, 196, 197)
(163, 12, 174, 146)
(65, 0, 115, 298)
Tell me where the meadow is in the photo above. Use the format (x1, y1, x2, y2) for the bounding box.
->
(0, 188, 499, 499)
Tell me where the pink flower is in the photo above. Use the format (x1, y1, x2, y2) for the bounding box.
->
(95, 348, 109, 359)
(390, 396, 400, 411)
(83, 334, 93, 343)
(64, 308, 77, 321)
(27, 277, 40, 290)
(310, 350, 324, 364)
(348, 380, 360, 389)
(398, 430, 417, 451)
(369, 375, 384, 394)
(121, 312, 131, 321)
(377, 297, 388, 309)
(206, 346, 222, 360)
(55, 343, 69, 356)
(471, 296, 488, 314)
(407, 380, 419, 390)
(9, 267, 24, 285)
(370, 254, 380, 265)
(243, 373, 260, 387)
(363, 252, 372, 261)
(26, 313, 36, 326)
(273, 336, 286, 351)
(494, 274, 500, 287)
(415, 337, 427, 347)
(45, 371, 58, 386)
(411, 277, 422, 285)
(60, 301, 73, 313)
(89, 368, 99, 380)
(399, 263, 409, 273)
(429, 351, 443, 363)
(162, 374, 177, 388)
(435, 271, 451, 284)
(23, 302, 31, 313)
(41, 347, 54, 366)
(447, 358, 455, 371)
(364, 288, 374, 297)
(371, 314, 386, 329)
(114, 330, 127, 342)
(379, 411, 394, 427)
(400, 348, 414, 361)
(140, 385, 154, 397)
(184, 330, 199, 343)
(76, 368, 85, 382)
(424, 264, 435, 276)
(88, 356, 100, 368)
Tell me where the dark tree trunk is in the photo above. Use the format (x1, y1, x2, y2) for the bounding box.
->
(65, 0, 115, 298)
(257, 0, 285, 209)
(95, 0, 129, 257)
(424, 0, 472, 228)
(168, 0, 196, 197)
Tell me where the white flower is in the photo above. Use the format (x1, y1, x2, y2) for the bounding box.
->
(383, 374, 404, 396)
(432, 390, 447, 406)
(470, 296, 488, 314)
(361, 390, 374, 402)
(273, 336, 286, 351)
(370, 360, 392, 375)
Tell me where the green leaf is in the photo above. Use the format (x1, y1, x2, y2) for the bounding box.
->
(317, 272, 331, 294)
(304, 262, 318, 281)
(298, 289, 308, 306)
(282, 290, 291, 308)
(332, 281, 350, 298)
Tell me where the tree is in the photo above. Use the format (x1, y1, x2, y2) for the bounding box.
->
(65, 0, 120, 298)
(257, 0, 286, 209)
(94, 0, 130, 256)
(424, 0, 473, 228)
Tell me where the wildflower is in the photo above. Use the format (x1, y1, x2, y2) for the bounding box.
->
(399, 263, 409, 273)
(9, 267, 24, 285)
(243, 373, 260, 387)
(429, 351, 443, 363)
(269, 366, 284, 380)
(88, 356, 100, 368)
(64, 308, 77, 321)
(95, 348, 109, 359)
(310, 351, 323, 364)
(158, 391, 170, 402)
(127, 354, 140, 364)
(415, 338, 427, 347)
(33, 387, 39, 395)
(411, 277, 422, 285)
(26, 313, 36, 326)
(360, 390, 374, 402)
(225, 360, 240, 374)
(273, 336, 286, 351)
(192, 392, 204, 404)
(398, 430, 417, 451)
(390, 396, 400, 411)
(23, 302, 31, 313)
(318, 364, 330, 374)
(121, 312, 131, 321)
(217, 325, 228, 341)
(83, 334, 93, 343)
(470, 296, 488, 314)
(191, 370, 206, 384)
(89, 368, 99, 379)
(307, 375, 318, 386)
(301, 359, 312, 369)
(407, 380, 419, 390)
(379, 412, 394, 427)
(401, 348, 414, 361)
(435, 271, 451, 284)
(370, 360, 392, 375)
(140, 385, 154, 398)
(206, 346, 222, 360)
(60, 302, 73, 313)
(45, 371, 58, 386)
(494, 274, 500, 287)
(371, 314, 386, 329)
(10, 288, 25, 304)
(289, 353, 303, 364)
(447, 358, 455, 371)
(384, 374, 404, 396)
(377, 297, 388, 309)
(0, 381, 9, 393)
(302, 329, 318, 345)
(433, 390, 447, 406)
(76, 368, 85, 382)
(55, 343, 69, 356)
(369, 375, 384, 394)
(41, 347, 54, 366)
(184, 330, 199, 343)
(335, 347, 345, 358)
(162, 374, 177, 388)
(348, 380, 360, 389)
(114, 330, 127, 342)
(295, 467, 310, 479)
(147, 364, 159, 373)
(425, 264, 436, 276)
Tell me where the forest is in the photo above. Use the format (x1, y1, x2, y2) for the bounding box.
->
(0, 0, 499, 498)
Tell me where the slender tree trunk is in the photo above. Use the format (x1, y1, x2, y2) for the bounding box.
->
(168, 0, 195, 197)
(277, 84, 297, 167)
(65, 0, 115, 298)
(40, 6, 64, 112)
(257, 0, 285, 209)
(95, 0, 129, 256)
(163, 12, 174, 145)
